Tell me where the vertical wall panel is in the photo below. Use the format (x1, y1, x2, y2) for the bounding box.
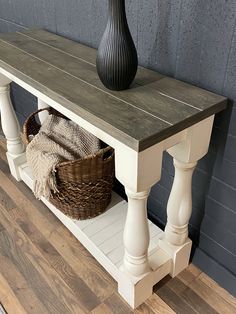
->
(91, 0, 107, 48)
(0, 1, 14, 22)
(223, 25, 236, 99)
(138, 0, 181, 75)
(0, 0, 56, 31)
(198, 0, 236, 92)
(126, 0, 139, 47)
(55, 0, 93, 45)
(175, 0, 206, 83)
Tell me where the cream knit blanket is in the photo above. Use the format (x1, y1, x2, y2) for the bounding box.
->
(26, 114, 100, 199)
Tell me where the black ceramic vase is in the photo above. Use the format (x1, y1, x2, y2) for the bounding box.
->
(96, 0, 138, 91)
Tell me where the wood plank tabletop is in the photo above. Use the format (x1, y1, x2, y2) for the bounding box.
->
(0, 29, 227, 152)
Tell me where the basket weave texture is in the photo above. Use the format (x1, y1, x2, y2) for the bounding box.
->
(23, 108, 115, 220)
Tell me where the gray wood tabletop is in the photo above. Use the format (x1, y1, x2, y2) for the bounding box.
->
(0, 29, 227, 152)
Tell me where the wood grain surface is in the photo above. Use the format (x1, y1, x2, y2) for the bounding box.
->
(0, 29, 227, 151)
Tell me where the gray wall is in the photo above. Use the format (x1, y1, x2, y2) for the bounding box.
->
(0, 0, 235, 296)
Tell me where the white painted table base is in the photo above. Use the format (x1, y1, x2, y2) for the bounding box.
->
(0, 72, 215, 309)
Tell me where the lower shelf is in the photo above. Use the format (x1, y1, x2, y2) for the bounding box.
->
(19, 162, 170, 283)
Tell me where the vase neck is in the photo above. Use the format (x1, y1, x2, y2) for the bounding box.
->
(108, 0, 127, 22)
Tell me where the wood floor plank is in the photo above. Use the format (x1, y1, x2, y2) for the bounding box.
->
(180, 286, 218, 314)
(0, 185, 17, 211)
(0, 233, 63, 314)
(134, 303, 157, 314)
(144, 294, 175, 314)
(25, 244, 93, 313)
(165, 277, 188, 295)
(0, 204, 87, 313)
(91, 303, 113, 314)
(0, 146, 35, 207)
(48, 226, 116, 301)
(155, 285, 197, 314)
(0, 221, 4, 233)
(0, 166, 61, 236)
(177, 263, 202, 286)
(0, 271, 27, 314)
(187, 277, 236, 314)
(15, 214, 101, 311)
(0, 136, 6, 152)
(0, 154, 8, 178)
(104, 294, 133, 314)
(198, 273, 236, 310)
(0, 234, 48, 314)
(185, 264, 202, 277)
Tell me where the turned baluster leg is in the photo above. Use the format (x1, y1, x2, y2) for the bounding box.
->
(115, 144, 163, 308)
(0, 75, 25, 180)
(123, 188, 151, 277)
(0, 85, 24, 155)
(160, 116, 215, 276)
(165, 159, 197, 246)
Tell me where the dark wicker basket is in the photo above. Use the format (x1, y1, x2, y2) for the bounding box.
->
(23, 108, 115, 220)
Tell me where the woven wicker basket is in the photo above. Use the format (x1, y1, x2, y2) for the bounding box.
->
(23, 108, 115, 220)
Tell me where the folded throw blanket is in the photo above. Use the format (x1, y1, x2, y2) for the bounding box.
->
(26, 114, 100, 199)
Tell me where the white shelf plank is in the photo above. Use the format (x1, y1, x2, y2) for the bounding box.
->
(108, 246, 124, 265)
(81, 201, 126, 237)
(99, 229, 124, 255)
(91, 216, 125, 246)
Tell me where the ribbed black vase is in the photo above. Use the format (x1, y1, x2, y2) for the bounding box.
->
(96, 0, 138, 91)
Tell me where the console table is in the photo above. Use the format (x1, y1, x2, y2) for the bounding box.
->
(0, 29, 227, 309)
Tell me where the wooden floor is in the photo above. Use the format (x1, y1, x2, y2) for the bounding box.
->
(0, 135, 235, 313)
